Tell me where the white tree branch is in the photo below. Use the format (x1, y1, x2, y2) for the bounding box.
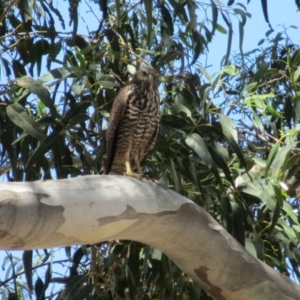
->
(0, 175, 299, 300)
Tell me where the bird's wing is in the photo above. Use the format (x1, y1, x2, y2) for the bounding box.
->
(140, 122, 159, 164)
(105, 85, 131, 174)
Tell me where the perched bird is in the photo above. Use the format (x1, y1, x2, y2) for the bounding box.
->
(105, 67, 160, 177)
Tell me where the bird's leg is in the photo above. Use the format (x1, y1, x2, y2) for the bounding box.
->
(133, 157, 159, 184)
(135, 161, 143, 175)
(124, 160, 143, 179)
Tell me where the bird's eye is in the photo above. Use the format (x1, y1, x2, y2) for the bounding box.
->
(142, 71, 147, 76)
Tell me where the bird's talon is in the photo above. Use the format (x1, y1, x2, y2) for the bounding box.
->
(123, 172, 144, 180)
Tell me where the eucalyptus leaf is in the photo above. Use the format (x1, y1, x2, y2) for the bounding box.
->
(7, 103, 45, 141)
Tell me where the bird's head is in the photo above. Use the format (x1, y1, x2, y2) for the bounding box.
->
(132, 67, 161, 89)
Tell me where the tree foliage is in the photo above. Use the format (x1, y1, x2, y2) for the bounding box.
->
(0, 0, 300, 299)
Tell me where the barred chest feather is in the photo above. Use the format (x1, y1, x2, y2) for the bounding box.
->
(128, 86, 159, 117)
(122, 86, 160, 152)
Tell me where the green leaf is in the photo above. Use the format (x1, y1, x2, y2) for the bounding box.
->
(268, 185, 283, 234)
(222, 65, 238, 76)
(39, 67, 84, 81)
(6, 103, 45, 141)
(264, 141, 280, 177)
(234, 9, 247, 25)
(217, 114, 246, 168)
(157, 50, 180, 67)
(23, 251, 33, 293)
(254, 95, 266, 110)
(160, 4, 174, 36)
(186, 133, 212, 167)
(136, 48, 155, 54)
(104, 28, 121, 58)
(34, 277, 45, 300)
(243, 82, 257, 92)
(143, 0, 152, 46)
(254, 62, 270, 83)
(59, 275, 91, 300)
(223, 17, 232, 65)
(75, 47, 86, 69)
(181, 158, 202, 193)
(238, 21, 244, 63)
(186, 0, 197, 30)
(221, 196, 233, 233)
(249, 107, 264, 130)
(266, 104, 283, 118)
(270, 143, 294, 180)
(115, 0, 121, 26)
(283, 201, 298, 224)
(68, 113, 90, 127)
(168, 158, 181, 193)
(97, 75, 116, 89)
(211, 0, 218, 35)
(294, 93, 300, 121)
(170, 103, 192, 118)
(215, 23, 227, 34)
(293, 66, 300, 82)
(245, 239, 257, 257)
(16, 76, 57, 117)
(186, 133, 222, 187)
(26, 131, 61, 170)
(231, 202, 245, 246)
(253, 230, 265, 260)
(161, 115, 193, 130)
(208, 144, 234, 186)
(290, 48, 300, 68)
(198, 66, 212, 82)
(191, 30, 204, 65)
(261, 0, 272, 29)
(127, 243, 140, 285)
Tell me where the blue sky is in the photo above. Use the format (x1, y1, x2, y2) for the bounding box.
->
(52, 0, 300, 75)
(206, 1, 300, 72)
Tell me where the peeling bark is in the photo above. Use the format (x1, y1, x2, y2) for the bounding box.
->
(0, 175, 299, 300)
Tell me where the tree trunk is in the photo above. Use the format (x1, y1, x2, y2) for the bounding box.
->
(0, 175, 298, 300)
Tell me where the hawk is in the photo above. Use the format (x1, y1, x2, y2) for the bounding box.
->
(104, 67, 161, 176)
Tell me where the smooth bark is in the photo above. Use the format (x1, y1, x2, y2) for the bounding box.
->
(0, 175, 299, 300)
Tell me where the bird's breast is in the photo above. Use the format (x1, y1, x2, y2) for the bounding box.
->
(127, 90, 159, 119)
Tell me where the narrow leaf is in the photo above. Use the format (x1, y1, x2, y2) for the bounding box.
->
(171, 103, 192, 118)
(160, 4, 174, 36)
(26, 131, 61, 170)
(157, 50, 180, 67)
(115, 0, 121, 26)
(293, 66, 300, 82)
(268, 185, 283, 234)
(143, 0, 152, 46)
(23, 251, 33, 293)
(191, 30, 204, 65)
(211, 0, 218, 35)
(16, 76, 57, 117)
(231, 202, 245, 246)
(34, 277, 45, 300)
(186, 133, 223, 187)
(261, 0, 272, 30)
(168, 158, 181, 193)
(239, 21, 244, 65)
(39, 67, 84, 81)
(7, 103, 45, 141)
(217, 114, 246, 168)
(271, 143, 294, 180)
(264, 141, 280, 177)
